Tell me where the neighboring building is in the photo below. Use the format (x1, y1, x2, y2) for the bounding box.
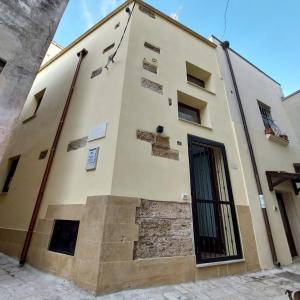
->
(0, 0, 260, 295)
(283, 90, 300, 143)
(0, 0, 68, 162)
(41, 42, 63, 66)
(212, 37, 300, 270)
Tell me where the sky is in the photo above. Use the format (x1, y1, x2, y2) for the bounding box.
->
(54, 0, 300, 96)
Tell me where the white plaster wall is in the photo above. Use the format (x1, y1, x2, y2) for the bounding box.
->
(112, 7, 249, 209)
(282, 92, 300, 144)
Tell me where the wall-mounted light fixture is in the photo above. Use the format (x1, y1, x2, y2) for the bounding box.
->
(156, 125, 164, 134)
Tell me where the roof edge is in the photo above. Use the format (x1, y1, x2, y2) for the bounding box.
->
(39, 0, 216, 73)
(211, 35, 281, 86)
(283, 89, 300, 101)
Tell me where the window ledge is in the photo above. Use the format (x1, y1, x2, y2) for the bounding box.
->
(266, 134, 289, 146)
(196, 258, 245, 268)
(23, 115, 36, 123)
(187, 81, 216, 95)
(179, 118, 212, 130)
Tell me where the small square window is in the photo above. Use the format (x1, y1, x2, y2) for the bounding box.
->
(49, 220, 80, 256)
(177, 91, 209, 127)
(178, 102, 200, 124)
(2, 156, 20, 193)
(0, 58, 6, 74)
(186, 62, 211, 90)
(187, 74, 205, 88)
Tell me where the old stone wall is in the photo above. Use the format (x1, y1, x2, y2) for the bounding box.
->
(0, 0, 68, 161)
(134, 199, 193, 259)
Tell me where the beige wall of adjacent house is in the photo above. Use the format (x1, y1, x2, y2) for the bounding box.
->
(41, 42, 63, 66)
(0, 4, 133, 230)
(212, 37, 300, 268)
(111, 6, 249, 210)
(282, 92, 300, 144)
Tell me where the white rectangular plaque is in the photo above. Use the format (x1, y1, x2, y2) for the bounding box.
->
(88, 122, 107, 142)
(85, 147, 99, 171)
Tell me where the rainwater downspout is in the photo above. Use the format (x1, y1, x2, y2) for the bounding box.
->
(19, 48, 88, 266)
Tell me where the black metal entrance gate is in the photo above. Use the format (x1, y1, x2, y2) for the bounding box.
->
(188, 135, 242, 264)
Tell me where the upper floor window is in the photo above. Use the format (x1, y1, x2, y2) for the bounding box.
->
(258, 101, 273, 130)
(23, 89, 46, 123)
(0, 58, 6, 74)
(258, 101, 289, 142)
(178, 102, 200, 124)
(186, 62, 212, 91)
(177, 91, 210, 127)
(2, 156, 20, 193)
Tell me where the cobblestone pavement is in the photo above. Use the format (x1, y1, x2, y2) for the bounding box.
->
(1, 253, 300, 300)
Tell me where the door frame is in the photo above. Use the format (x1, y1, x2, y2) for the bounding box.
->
(276, 192, 298, 257)
(188, 135, 243, 264)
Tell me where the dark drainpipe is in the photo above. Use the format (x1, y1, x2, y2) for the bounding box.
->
(220, 41, 279, 266)
(19, 48, 88, 266)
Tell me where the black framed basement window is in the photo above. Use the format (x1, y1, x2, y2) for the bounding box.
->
(2, 156, 20, 193)
(49, 220, 80, 256)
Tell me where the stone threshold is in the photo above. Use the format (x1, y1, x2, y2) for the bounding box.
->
(196, 258, 245, 268)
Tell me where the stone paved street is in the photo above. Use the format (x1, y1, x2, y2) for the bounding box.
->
(1, 253, 300, 299)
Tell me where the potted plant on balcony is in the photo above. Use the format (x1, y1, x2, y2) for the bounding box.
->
(265, 127, 274, 135)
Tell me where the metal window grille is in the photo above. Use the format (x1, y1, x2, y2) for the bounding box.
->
(258, 103, 273, 129)
(188, 136, 242, 264)
(258, 102, 283, 136)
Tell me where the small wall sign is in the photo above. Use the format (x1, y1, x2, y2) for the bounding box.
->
(85, 147, 99, 171)
(88, 122, 107, 142)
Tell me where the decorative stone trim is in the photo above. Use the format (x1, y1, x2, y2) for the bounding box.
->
(144, 42, 160, 54)
(141, 77, 163, 94)
(136, 129, 179, 160)
(67, 136, 88, 152)
(139, 5, 156, 18)
(143, 59, 157, 74)
(39, 150, 48, 160)
(91, 67, 102, 78)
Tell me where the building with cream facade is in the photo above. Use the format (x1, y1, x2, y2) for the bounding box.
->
(0, 0, 299, 296)
(212, 37, 300, 269)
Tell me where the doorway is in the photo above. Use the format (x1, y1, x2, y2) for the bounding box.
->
(188, 135, 242, 264)
(276, 193, 298, 257)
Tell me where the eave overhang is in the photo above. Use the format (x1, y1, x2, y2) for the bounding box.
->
(266, 171, 300, 195)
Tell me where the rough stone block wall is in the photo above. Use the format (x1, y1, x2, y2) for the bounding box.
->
(134, 199, 193, 259)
